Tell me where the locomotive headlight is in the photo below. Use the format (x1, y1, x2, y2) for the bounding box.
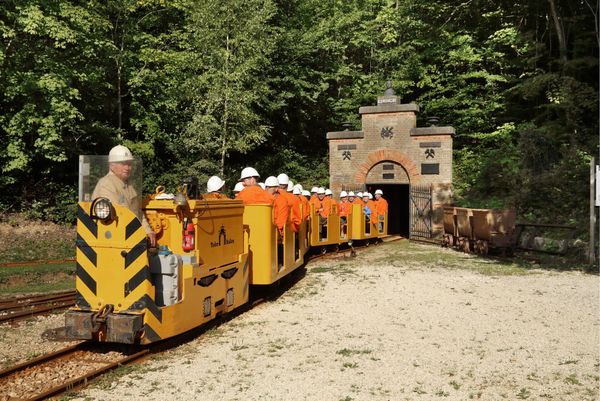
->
(92, 198, 113, 221)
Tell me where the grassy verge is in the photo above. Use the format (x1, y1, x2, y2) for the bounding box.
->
(0, 262, 76, 296)
(0, 217, 75, 264)
(362, 240, 593, 276)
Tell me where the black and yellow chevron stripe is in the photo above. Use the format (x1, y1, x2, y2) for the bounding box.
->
(76, 202, 162, 342)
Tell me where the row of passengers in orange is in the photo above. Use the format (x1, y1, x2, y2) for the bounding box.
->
(235, 167, 306, 236)
(203, 166, 387, 232)
(308, 187, 388, 223)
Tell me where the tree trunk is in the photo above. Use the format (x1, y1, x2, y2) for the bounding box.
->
(220, 33, 230, 177)
(548, 0, 568, 64)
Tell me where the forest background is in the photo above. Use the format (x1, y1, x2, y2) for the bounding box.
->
(0, 0, 597, 239)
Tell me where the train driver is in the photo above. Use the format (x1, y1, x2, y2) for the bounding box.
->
(92, 145, 156, 246)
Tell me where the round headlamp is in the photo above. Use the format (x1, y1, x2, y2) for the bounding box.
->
(92, 198, 113, 221)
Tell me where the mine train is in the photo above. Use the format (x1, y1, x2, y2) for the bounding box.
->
(65, 175, 388, 344)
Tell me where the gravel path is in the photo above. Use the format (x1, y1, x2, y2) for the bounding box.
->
(5, 242, 599, 400)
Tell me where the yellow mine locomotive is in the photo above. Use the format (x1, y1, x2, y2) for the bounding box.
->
(65, 154, 387, 344)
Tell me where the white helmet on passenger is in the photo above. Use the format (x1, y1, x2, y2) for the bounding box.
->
(258, 182, 266, 190)
(317, 187, 325, 194)
(265, 176, 279, 187)
(368, 193, 373, 199)
(287, 180, 294, 192)
(108, 145, 134, 163)
(293, 187, 301, 195)
(233, 182, 244, 193)
(277, 173, 289, 185)
(295, 184, 303, 191)
(348, 191, 355, 197)
(375, 189, 383, 195)
(302, 190, 310, 196)
(356, 192, 363, 198)
(325, 189, 332, 196)
(310, 187, 318, 193)
(340, 191, 348, 198)
(240, 167, 259, 181)
(207, 176, 225, 192)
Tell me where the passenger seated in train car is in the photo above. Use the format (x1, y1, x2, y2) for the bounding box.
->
(233, 182, 244, 198)
(277, 174, 301, 232)
(338, 191, 351, 238)
(92, 145, 156, 246)
(264, 176, 289, 237)
(203, 176, 229, 199)
(325, 189, 337, 206)
(237, 167, 274, 205)
(362, 193, 372, 234)
(310, 187, 318, 202)
(302, 190, 311, 202)
(294, 184, 310, 220)
(310, 187, 330, 240)
(374, 189, 388, 232)
(347, 191, 356, 204)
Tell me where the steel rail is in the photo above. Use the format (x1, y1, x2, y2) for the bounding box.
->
(0, 342, 149, 401)
(0, 290, 76, 324)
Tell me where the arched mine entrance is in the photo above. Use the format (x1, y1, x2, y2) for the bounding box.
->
(365, 161, 410, 237)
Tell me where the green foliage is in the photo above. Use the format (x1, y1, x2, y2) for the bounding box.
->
(0, 0, 596, 238)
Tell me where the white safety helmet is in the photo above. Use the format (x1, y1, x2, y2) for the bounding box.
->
(348, 191, 355, 197)
(277, 173, 289, 185)
(375, 189, 383, 195)
(294, 184, 303, 191)
(310, 186, 318, 193)
(265, 176, 279, 187)
(368, 193, 373, 199)
(207, 176, 225, 192)
(233, 182, 244, 193)
(293, 187, 301, 195)
(240, 167, 260, 181)
(302, 190, 310, 196)
(287, 182, 294, 192)
(325, 189, 332, 196)
(317, 187, 325, 194)
(340, 191, 348, 198)
(108, 145, 134, 163)
(258, 182, 266, 190)
(356, 192, 363, 198)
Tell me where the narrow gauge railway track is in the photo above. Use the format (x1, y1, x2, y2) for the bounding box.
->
(0, 236, 402, 400)
(0, 291, 76, 324)
(0, 342, 148, 401)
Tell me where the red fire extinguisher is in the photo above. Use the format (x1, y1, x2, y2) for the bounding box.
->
(182, 217, 195, 251)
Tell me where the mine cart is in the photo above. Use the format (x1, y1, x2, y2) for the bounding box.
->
(470, 209, 516, 255)
(455, 208, 473, 252)
(441, 207, 457, 247)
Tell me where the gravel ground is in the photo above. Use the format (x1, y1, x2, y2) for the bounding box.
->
(2, 242, 598, 400)
(0, 313, 80, 369)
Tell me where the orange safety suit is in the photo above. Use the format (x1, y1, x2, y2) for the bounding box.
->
(272, 191, 289, 234)
(310, 197, 331, 218)
(298, 195, 310, 220)
(366, 200, 377, 222)
(376, 197, 388, 217)
(352, 197, 363, 205)
(238, 185, 274, 205)
(202, 192, 230, 200)
(338, 201, 352, 217)
(280, 191, 301, 232)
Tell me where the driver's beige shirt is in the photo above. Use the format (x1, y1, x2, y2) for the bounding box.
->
(92, 171, 152, 234)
